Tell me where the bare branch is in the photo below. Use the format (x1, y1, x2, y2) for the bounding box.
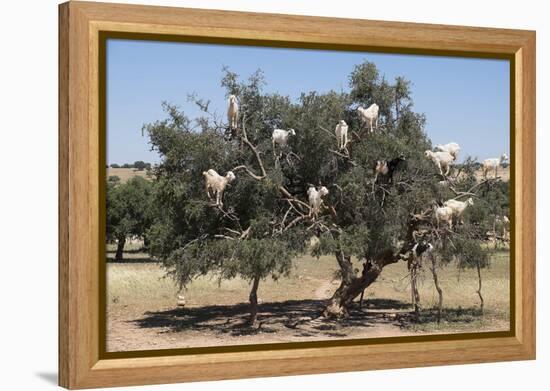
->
(283, 214, 310, 232)
(224, 227, 242, 236)
(318, 125, 337, 139)
(232, 165, 265, 181)
(448, 177, 499, 199)
(329, 149, 357, 166)
(213, 234, 236, 240)
(239, 112, 267, 178)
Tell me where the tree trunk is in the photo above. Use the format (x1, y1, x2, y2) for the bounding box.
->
(409, 259, 421, 320)
(115, 236, 126, 262)
(323, 212, 426, 318)
(359, 289, 365, 309)
(323, 249, 401, 318)
(248, 275, 261, 326)
(476, 260, 484, 314)
(429, 255, 443, 323)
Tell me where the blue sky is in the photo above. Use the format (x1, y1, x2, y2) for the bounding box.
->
(107, 39, 510, 164)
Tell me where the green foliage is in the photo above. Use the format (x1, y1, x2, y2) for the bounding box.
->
(106, 176, 153, 243)
(133, 160, 150, 170)
(142, 60, 507, 300)
(451, 236, 490, 270)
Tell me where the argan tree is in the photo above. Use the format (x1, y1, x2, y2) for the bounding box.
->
(145, 61, 504, 324)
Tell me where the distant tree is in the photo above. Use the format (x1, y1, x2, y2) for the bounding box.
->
(122, 163, 132, 169)
(133, 160, 148, 171)
(107, 176, 152, 261)
(110, 163, 120, 168)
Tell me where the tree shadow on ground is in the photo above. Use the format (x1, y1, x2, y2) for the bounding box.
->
(105, 256, 157, 264)
(402, 306, 484, 324)
(394, 306, 488, 331)
(360, 298, 411, 310)
(131, 299, 488, 340)
(106, 248, 147, 254)
(133, 299, 325, 337)
(132, 298, 411, 339)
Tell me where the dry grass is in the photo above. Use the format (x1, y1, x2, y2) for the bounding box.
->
(107, 250, 509, 320)
(106, 255, 339, 308)
(365, 250, 510, 332)
(106, 250, 510, 351)
(472, 165, 510, 182)
(107, 167, 150, 182)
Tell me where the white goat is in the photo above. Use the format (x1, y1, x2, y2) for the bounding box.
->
(357, 103, 379, 132)
(272, 128, 296, 149)
(307, 186, 329, 218)
(444, 197, 474, 224)
(335, 120, 349, 150)
(482, 153, 508, 178)
(495, 215, 510, 241)
(425, 150, 454, 176)
(202, 169, 236, 207)
(227, 95, 239, 130)
(434, 206, 454, 229)
(435, 142, 461, 161)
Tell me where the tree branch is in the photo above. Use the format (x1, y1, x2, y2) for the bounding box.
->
(448, 177, 499, 199)
(232, 165, 265, 181)
(239, 112, 267, 178)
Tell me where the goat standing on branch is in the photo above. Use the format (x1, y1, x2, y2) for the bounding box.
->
(434, 206, 453, 229)
(307, 186, 329, 219)
(335, 120, 349, 151)
(203, 169, 236, 207)
(444, 197, 474, 225)
(227, 95, 239, 135)
(425, 150, 454, 176)
(357, 103, 379, 132)
(272, 128, 296, 158)
(435, 142, 461, 161)
(373, 154, 406, 184)
(494, 215, 510, 241)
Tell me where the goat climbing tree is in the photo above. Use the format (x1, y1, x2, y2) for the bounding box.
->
(145, 62, 508, 324)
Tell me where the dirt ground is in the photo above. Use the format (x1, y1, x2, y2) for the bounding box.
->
(106, 250, 510, 352)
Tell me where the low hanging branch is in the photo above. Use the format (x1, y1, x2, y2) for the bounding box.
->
(448, 177, 499, 200)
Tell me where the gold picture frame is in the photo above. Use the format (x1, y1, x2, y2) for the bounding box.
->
(59, 1, 536, 388)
